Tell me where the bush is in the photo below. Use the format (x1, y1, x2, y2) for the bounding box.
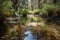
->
(2, 1, 14, 16)
(19, 9, 29, 15)
(39, 4, 60, 24)
(40, 4, 56, 14)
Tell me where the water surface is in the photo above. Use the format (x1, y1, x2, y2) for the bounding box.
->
(24, 31, 37, 40)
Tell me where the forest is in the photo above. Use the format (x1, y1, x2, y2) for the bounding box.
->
(0, 0, 60, 40)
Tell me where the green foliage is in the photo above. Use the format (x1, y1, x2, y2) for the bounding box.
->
(33, 9, 40, 14)
(0, 0, 5, 15)
(19, 9, 29, 15)
(2, 1, 13, 8)
(56, 2, 60, 6)
(19, 9, 29, 25)
(40, 4, 60, 24)
(2, 1, 14, 16)
(40, 4, 56, 14)
(21, 17, 29, 25)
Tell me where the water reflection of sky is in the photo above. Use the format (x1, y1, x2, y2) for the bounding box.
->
(24, 31, 37, 40)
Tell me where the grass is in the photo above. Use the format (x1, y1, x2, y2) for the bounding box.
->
(31, 24, 60, 40)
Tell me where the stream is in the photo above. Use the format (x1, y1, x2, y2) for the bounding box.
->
(24, 23, 37, 40)
(24, 31, 37, 40)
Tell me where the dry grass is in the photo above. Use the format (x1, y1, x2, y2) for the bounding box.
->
(31, 25, 60, 40)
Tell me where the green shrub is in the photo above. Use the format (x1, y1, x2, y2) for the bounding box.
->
(40, 4, 56, 14)
(19, 9, 29, 15)
(2, 1, 14, 16)
(33, 9, 40, 14)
